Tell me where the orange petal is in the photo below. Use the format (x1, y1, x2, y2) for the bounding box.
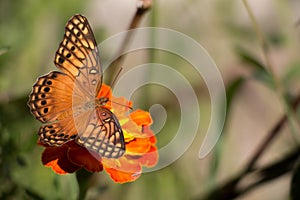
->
(68, 146, 103, 172)
(44, 159, 68, 175)
(142, 126, 156, 137)
(104, 167, 141, 183)
(103, 157, 142, 183)
(96, 84, 112, 99)
(130, 109, 152, 126)
(126, 138, 151, 154)
(122, 121, 143, 138)
(138, 146, 159, 167)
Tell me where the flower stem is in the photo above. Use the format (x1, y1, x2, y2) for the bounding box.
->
(76, 169, 93, 200)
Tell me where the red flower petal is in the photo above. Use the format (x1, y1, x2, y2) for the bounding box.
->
(68, 145, 103, 172)
(41, 144, 81, 174)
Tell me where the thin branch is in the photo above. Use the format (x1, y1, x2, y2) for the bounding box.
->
(245, 93, 300, 172)
(198, 147, 300, 200)
(106, 0, 152, 85)
(242, 0, 300, 140)
(195, 93, 300, 200)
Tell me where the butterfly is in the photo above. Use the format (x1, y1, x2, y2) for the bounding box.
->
(28, 14, 125, 158)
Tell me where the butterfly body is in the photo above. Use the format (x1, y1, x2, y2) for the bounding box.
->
(28, 14, 125, 158)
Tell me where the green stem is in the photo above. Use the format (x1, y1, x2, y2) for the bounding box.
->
(76, 169, 93, 200)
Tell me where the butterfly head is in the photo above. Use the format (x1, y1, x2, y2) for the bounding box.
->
(96, 97, 109, 106)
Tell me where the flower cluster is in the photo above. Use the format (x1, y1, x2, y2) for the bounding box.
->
(39, 84, 158, 183)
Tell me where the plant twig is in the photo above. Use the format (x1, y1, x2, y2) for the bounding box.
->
(195, 93, 300, 200)
(242, 0, 300, 141)
(245, 93, 300, 172)
(198, 147, 300, 200)
(106, 0, 152, 84)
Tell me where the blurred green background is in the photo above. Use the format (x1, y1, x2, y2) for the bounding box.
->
(1, 0, 300, 199)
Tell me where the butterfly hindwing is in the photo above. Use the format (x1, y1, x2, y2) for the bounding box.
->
(76, 107, 125, 158)
(38, 119, 78, 146)
(28, 71, 74, 123)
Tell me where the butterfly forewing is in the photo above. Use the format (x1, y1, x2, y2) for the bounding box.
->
(29, 14, 126, 159)
(54, 14, 102, 98)
(28, 71, 74, 123)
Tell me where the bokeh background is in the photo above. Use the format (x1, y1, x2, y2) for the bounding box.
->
(1, 0, 300, 199)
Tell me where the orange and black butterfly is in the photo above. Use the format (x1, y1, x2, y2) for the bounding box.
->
(28, 14, 125, 158)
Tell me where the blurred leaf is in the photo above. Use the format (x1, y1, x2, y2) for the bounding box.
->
(235, 46, 276, 89)
(226, 77, 245, 113)
(25, 188, 44, 200)
(267, 31, 286, 47)
(235, 46, 267, 73)
(207, 77, 245, 189)
(0, 46, 9, 56)
(291, 157, 300, 200)
(16, 155, 27, 167)
(252, 69, 276, 90)
(282, 62, 300, 87)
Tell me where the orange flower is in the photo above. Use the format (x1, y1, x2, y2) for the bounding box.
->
(39, 84, 158, 183)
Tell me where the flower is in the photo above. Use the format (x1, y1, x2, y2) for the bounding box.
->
(39, 84, 158, 183)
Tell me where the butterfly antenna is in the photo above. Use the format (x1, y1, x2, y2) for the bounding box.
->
(102, 66, 132, 110)
(108, 99, 133, 110)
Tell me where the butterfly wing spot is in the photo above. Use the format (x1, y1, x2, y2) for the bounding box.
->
(58, 57, 65, 64)
(43, 108, 49, 114)
(66, 53, 71, 58)
(43, 87, 50, 92)
(89, 68, 98, 74)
